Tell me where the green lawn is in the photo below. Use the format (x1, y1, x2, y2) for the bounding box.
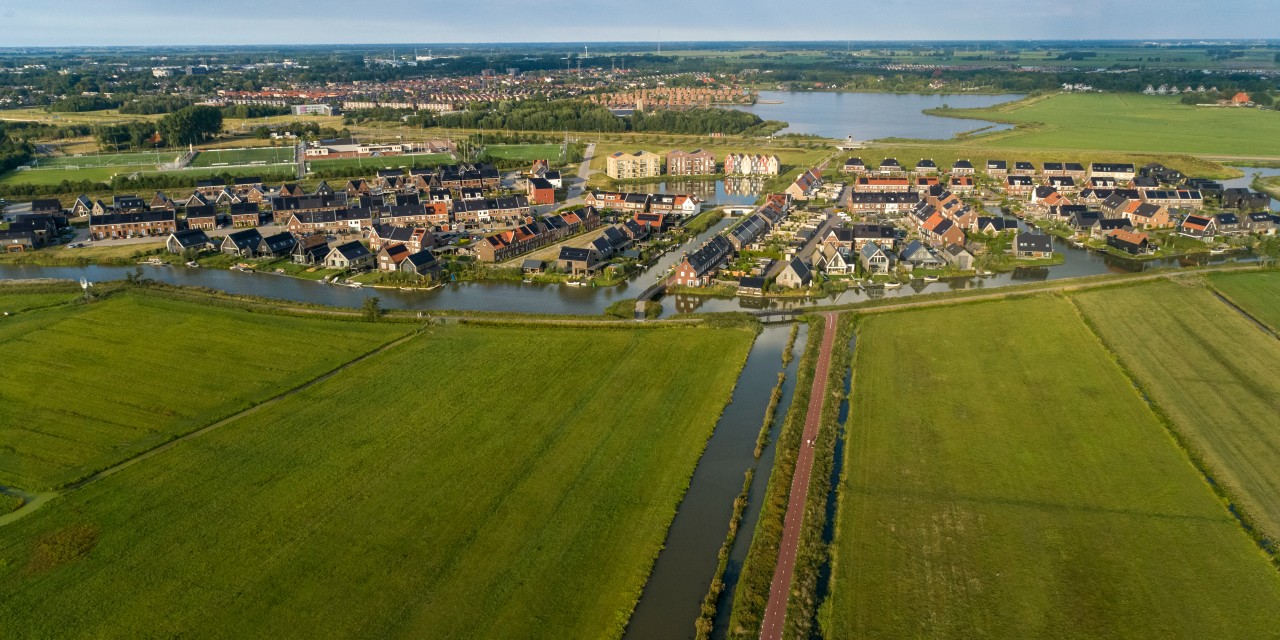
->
(189, 146, 296, 167)
(939, 93, 1280, 156)
(0, 292, 410, 491)
(0, 289, 81, 313)
(306, 152, 453, 172)
(1208, 270, 1280, 332)
(0, 166, 122, 186)
(485, 143, 564, 162)
(31, 151, 179, 169)
(0, 321, 754, 639)
(1074, 278, 1280, 544)
(824, 296, 1280, 639)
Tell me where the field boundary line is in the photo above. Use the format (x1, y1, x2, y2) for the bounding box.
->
(1064, 295, 1280, 572)
(1206, 286, 1280, 340)
(0, 329, 423, 527)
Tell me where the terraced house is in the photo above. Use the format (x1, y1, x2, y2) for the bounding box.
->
(666, 149, 716, 175)
(89, 211, 177, 240)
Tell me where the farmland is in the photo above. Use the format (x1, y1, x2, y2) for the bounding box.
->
(932, 93, 1280, 157)
(1208, 270, 1280, 332)
(0, 318, 754, 639)
(0, 291, 411, 491)
(824, 296, 1280, 638)
(1073, 278, 1280, 544)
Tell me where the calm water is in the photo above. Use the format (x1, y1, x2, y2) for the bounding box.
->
(1222, 166, 1280, 209)
(616, 178, 763, 207)
(624, 324, 800, 640)
(727, 91, 1024, 140)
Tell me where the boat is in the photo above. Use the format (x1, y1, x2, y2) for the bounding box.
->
(347, 282, 363, 289)
(565, 280, 584, 287)
(922, 275, 940, 283)
(185, 261, 200, 268)
(522, 279, 533, 284)
(1209, 248, 1226, 255)
(883, 282, 902, 289)
(399, 287, 415, 291)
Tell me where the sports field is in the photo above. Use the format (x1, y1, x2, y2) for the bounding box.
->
(0, 292, 410, 491)
(937, 93, 1280, 156)
(485, 143, 564, 162)
(1208, 270, 1280, 332)
(824, 297, 1280, 638)
(1074, 278, 1280, 544)
(31, 151, 180, 168)
(188, 146, 296, 167)
(306, 152, 453, 172)
(0, 317, 753, 639)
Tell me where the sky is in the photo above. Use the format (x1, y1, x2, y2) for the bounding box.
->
(0, 0, 1276, 46)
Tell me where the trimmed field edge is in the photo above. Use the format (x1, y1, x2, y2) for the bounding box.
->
(1064, 288, 1280, 570)
(724, 315, 825, 640)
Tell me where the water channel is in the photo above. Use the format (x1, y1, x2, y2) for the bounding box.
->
(727, 91, 1025, 140)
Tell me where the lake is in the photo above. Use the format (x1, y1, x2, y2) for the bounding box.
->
(728, 91, 1024, 140)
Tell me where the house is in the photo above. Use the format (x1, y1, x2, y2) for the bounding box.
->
(914, 159, 938, 175)
(950, 159, 975, 175)
(150, 191, 176, 211)
(229, 202, 264, 227)
(1244, 212, 1277, 235)
(1013, 232, 1054, 259)
(324, 241, 373, 270)
(942, 243, 974, 270)
(527, 177, 556, 206)
(669, 236, 732, 287)
(786, 169, 822, 201)
(1106, 229, 1152, 255)
(607, 150, 662, 179)
(1091, 218, 1134, 240)
(812, 244, 852, 275)
(557, 246, 600, 275)
(1005, 175, 1035, 196)
(846, 191, 920, 215)
(738, 276, 766, 296)
(258, 232, 297, 257)
(977, 216, 1020, 234)
(842, 157, 867, 174)
(776, 257, 812, 289)
(1046, 175, 1077, 193)
(985, 160, 1008, 177)
(724, 153, 780, 176)
(400, 249, 439, 276)
(291, 235, 330, 265)
(1126, 202, 1171, 229)
(221, 228, 266, 257)
(1214, 212, 1246, 236)
(859, 242, 895, 275)
(850, 224, 899, 251)
(0, 229, 36, 252)
(1221, 188, 1271, 211)
(855, 177, 913, 193)
(948, 176, 976, 194)
(1013, 161, 1036, 175)
(1140, 163, 1185, 184)
(184, 205, 220, 230)
(113, 195, 147, 212)
(521, 259, 545, 274)
(898, 239, 943, 269)
(377, 243, 412, 271)
(1090, 163, 1136, 182)
(876, 158, 903, 174)
(1232, 92, 1251, 105)
(667, 149, 717, 175)
(1067, 209, 1103, 230)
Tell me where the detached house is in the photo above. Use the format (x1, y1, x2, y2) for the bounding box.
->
(776, 257, 812, 289)
(324, 241, 373, 270)
(859, 242, 895, 275)
(221, 228, 266, 257)
(1106, 229, 1152, 255)
(1013, 232, 1053, 259)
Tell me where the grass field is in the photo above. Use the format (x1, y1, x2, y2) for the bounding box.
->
(484, 143, 564, 162)
(189, 146, 296, 167)
(0, 321, 753, 639)
(936, 93, 1280, 157)
(1074, 278, 1280, 544)
(0, 166, 123, 186)
(305, 152, 453, 172)
(0, 292, 410, 491)
(823, 296, 1280, 638)
(0, 290, 81, 313)
(1209, 270, 1280, 332)
(31, 151, 180, 169)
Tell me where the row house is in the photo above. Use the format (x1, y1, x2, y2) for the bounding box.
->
(1045, 175, 1078, 194)
(184, 205, 221, 230)
(1221, 188, 1271, 211)
(669, 236, 733, 287)
(89, 211, 177, 240)
(229, 202, 266, 227)
(1090, 163, 1136, 182)
(269, 193, 349, 224)
(472, 207, 601, 263)
(785, 169, 822, 201)
(667, 149, 717, 175)
(285, 208, 374, 234)
(452, 196, 532, 225)
(846, 191, 920, 215)
(368, 224, 436, 253)
(1140, 189, 1204, 209)
(855, 177, 913, 193)
(1006, 175, 1035, 197)
(379, 202, 450, 227)
(650, 194, 701, 216)
(1043, 162, 1088, 179)
(724, 153, 780, 176)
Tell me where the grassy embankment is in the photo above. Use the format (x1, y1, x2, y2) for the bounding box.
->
(0, 289, 411, 491)
(0, 297, 755, 639)
(1074, 275, 1280, 547)
(822, 295, 1280, 638)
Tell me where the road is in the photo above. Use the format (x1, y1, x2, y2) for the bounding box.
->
(759, 311, 840, 640)
(565, 143, 596, 205)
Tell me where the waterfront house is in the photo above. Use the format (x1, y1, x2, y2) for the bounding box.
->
(401, 249, 439, 276)
(556, 246, 600, 275)
(1106, 229, 1152, 255)
(165, 229, 212, 254)
(776, 257, 812, 289)
(942, 243, 974, 270)
(1091, 218, 1134, 240)
(324, 241, 373, 270)
(291, 235, 330, 265)
(667, 149, 717, 176)
(221, 228, 266, 258)
(669, 236, 732, 287)
(377, 243, 411, 271)
(1014, 232, 1054, 259)
(738, 276, 766, 296)
(89, 211, 177, 240)
(859, 242, 895, 275)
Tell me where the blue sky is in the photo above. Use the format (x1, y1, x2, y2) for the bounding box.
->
(1, 0, 1275, 46)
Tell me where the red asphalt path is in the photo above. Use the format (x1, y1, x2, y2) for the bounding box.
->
(759, 312, 839, 640)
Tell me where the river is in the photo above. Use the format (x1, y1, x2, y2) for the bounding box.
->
(727, 91, 1024, 140)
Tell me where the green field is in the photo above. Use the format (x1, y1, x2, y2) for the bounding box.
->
(30, 151, 179, 169)
(0, 166, 123, 186)
(937, 93, 1280, 156)
(0, 292, 410, 491)
(1074, 278, 1280, 544)
(1209, 270, 1280, 332)
(305, 152, 453, 172)
(0, 315, 754, 638)
(484, 143, 564, 162)
(189, 146, 296, 167)
(824, 297, 1280, 638)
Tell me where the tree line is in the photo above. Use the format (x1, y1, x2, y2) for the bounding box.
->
(92, 105, 224, 151)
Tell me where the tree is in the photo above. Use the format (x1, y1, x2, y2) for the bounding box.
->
(158, 105, 223, 146)
(362, 296, 381, 321)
